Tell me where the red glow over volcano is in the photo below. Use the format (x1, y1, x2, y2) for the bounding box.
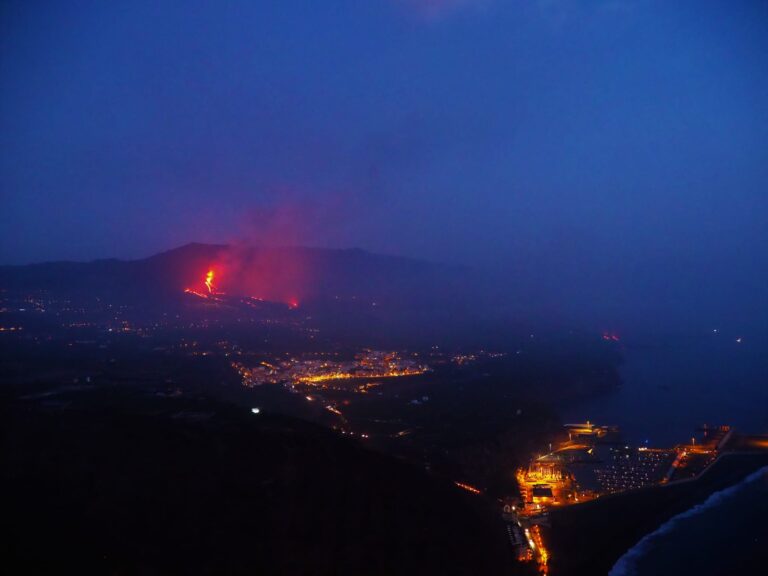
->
(217, 245, 311, 307)
(602, 332, 620, 342)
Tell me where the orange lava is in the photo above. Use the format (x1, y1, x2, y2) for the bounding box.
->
(184, 288, 208, 299)
(454, 481, 482, 495)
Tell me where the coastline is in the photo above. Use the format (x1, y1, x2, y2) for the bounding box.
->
(608, 464, 768, 575)
(542, 452, 768, 575)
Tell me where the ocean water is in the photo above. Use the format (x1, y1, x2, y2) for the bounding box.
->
(608, 465, 768, 576)
(560, 330, 768, 446)
(559, 329, 768, 574)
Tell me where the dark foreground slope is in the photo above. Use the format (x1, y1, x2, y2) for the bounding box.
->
(2, 389, 517, 576)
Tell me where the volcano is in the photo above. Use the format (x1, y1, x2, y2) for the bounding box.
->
(0, 242, 473, 313)
(0, 243, 517, 345)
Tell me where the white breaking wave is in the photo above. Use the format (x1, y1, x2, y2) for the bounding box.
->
(608, 464, 768, 576)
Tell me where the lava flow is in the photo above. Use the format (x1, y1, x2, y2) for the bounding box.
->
(185, 268, 218, 299)
(185, 264, 300, 309)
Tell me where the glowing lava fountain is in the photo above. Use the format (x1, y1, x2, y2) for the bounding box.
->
(184, 268, 218, 299)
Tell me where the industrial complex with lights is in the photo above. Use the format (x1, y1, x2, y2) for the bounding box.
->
(508, 422, 738, 574)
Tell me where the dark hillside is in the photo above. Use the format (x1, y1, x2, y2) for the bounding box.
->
(2, 389, 519, 575)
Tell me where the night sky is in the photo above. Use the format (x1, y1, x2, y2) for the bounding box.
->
(2, 1, 767, 328)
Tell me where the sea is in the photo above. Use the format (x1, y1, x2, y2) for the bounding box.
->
(558, 328, 768, 575)
(560, 329, 768, 447)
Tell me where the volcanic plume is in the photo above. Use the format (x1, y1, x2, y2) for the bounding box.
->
(218, 245, 308, 306)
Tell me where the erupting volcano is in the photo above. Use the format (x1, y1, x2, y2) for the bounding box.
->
(183, 261, 302, 311)
(169, 243, 458, 313)
(184, 268, 219, 299)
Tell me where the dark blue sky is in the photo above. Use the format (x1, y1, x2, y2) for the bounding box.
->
(1, 0, 767, 327)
